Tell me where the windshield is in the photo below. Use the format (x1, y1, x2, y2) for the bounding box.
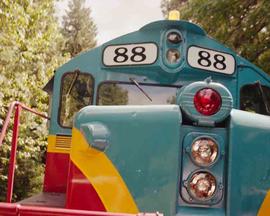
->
(97, 82, 180, 105)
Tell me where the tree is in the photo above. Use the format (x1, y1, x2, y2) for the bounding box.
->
(98, 84, 128, 105)
(0, 0, 67, 201)
(161, 0, 270, 74)
(61, 0, 97, 57)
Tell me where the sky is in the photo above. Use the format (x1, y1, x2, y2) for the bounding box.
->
(55, 0, 164, 45)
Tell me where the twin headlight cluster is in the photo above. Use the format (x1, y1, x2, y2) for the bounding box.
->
(164, 30, 183, 67)
(187, 137, 219, 201)
(181, 134, 224, 205)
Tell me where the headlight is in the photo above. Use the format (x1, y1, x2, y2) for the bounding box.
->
(191, 137, 218, 166)
(188, 171, 216, 201)
(166, 49, 180, 64)
(167, 31, 182, 44)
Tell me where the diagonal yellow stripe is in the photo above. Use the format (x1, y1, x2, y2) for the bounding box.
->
(258, 190, 270, 216)
(70, 128, 139, 213)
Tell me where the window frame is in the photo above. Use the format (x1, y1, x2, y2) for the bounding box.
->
(96, 80, 181, 105)
(58, 71, 95, 129)
(240, 83, 270, 116)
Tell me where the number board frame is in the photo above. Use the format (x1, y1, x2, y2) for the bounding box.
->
(102, 42, 159, 67)
(187, 45, 236, 75)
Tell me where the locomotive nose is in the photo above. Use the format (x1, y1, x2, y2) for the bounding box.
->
(68, 105, 182, 215)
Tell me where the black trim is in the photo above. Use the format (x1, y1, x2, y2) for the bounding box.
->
(102, 42, 159, 67)
(96, 80, 181, 105)
(56, 134, 72, 137)
(58, 71, 95, 129)
(186, 45, 236, 75)
(43, 76, 55, 94)
(240, 83, 270, 116)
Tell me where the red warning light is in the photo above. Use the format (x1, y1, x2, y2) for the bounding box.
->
(194, 88, 222, 116)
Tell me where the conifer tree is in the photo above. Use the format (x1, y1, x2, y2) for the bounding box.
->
(62, 0, 97, 57)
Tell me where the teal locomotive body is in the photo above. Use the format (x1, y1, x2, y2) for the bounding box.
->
(45, 19, 270, 215)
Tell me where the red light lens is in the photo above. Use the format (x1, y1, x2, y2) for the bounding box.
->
(194, 88, 221, 116)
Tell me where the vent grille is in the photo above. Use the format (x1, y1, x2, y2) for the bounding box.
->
(55, 135, 71, 149)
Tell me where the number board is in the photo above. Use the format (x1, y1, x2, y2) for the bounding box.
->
(187, 46, 235, 74)
(103, 43, 158, 66)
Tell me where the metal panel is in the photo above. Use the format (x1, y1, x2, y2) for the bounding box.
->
(55, 135, 71, 149)
(227, 109, 270, 215)
(74, 105, 181, 216)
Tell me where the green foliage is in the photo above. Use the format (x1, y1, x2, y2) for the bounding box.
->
(98, 84, 128, 105)
(0, 0, 67, 201)
(61, 0, 97, 57)
(161, 0, 270, 74)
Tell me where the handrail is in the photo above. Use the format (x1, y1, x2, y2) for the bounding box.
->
(0, 202, 163, 216)
(0, 101, 49, 203)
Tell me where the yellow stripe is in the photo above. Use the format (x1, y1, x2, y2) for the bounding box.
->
(70, 128, 138, 213)
(258, 190, 270, 216)
(47, 135, 71, 154)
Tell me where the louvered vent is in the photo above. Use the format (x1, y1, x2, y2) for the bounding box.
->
(55, 135, 71, 149)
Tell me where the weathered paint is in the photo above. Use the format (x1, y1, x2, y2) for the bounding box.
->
(258, 190, 270, 216)
(47, 135, 71, 154)
(43, 135, 71, 192)
(28, 19, 270, 215)
(227, 110, 270, 216)
(74, 105, 181, 215)
(43, 152, 70, 193)
(69, 127, 138, 213)
(66, 161, 106, 211)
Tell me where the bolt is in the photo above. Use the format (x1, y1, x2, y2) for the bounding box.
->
(219, 183, 224, 190)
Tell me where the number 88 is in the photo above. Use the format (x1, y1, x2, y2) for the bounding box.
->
(198, 51, 226, 70)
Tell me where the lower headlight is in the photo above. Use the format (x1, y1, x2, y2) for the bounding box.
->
(188, 171, 216, 201)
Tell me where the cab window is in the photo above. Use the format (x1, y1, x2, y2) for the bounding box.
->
(97, 82, 179, 105)
(240, 84, 270, 115)
(59, 71, 94, 127)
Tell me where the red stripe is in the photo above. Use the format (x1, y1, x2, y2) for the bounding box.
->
(66, 161, 106, 211)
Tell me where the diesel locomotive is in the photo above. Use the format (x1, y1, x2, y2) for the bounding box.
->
(0, 12, 270, 216)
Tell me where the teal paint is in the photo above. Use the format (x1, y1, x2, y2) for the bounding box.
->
(49, 20, 270, 136)
(227, 109, 270, 216)
(80, 122, 110, 151)
(48, 19, 269, 135)
(74, 105, 181, 216)
(44, 19, 270, 215)
(176, 206, 225, 216)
